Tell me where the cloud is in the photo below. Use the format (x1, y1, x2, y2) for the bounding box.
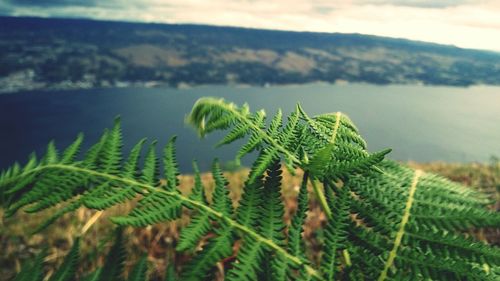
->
(1, 0, 500, 52)
(355, 0, 479, 9)
(5, 0, 99, 7)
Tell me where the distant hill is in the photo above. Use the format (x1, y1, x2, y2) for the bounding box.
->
(1, 16, 500, 93)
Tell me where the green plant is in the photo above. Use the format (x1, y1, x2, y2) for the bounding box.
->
(2, 97, 499, 280)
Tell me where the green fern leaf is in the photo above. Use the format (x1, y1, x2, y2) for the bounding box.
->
(127, 255, 149, 281)
(60, 133, 84, 164)
(98, 228, 126, 281)
(97, 117, 123, 175)
(122, 138, 147, 178)
(42, 140, 59, 165)
(176, 210, 212, 252)
(227, 236, 265, 281)
(32, 199, 82, 233)
(48, 238, 80, 281)
(288, 172, 309, 260)
(110, 191, 182, 227)
(141, 141, 159, 186)
(180, 228, 233, 281)
(259, 160, 286, 245)
(177, 161, 211, 252)
(81, 268, 103, 281)
(3, 97, 499, 281)
(211, 159, 233, 217)
(83, 129, 109, 168)
(228, 160, 287, 281)
(165, 262, 177, 281)
(13, 248, 47, 281)
(188, 161, 206, 203)
(235, 175, 264, 228)
(320, 184, 350, 281)
(164, 136, 180, 191)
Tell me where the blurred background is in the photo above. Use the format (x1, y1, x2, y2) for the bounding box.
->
(0, 0, 499, 280)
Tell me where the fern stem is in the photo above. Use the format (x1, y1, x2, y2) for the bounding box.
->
(13, 164, 324, 280)
(330, 112, 342, 143)
(377, 169, 423, 281)
(310, 179, 332, 220)
(308, 111, 341, 221)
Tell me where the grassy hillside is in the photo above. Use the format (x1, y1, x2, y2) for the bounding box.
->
(2, 16, 500, 93)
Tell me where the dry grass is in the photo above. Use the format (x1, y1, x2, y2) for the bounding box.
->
(114, 44, 188, 68)
(1, 161, 499, 280)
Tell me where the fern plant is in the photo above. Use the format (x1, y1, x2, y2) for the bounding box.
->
(2, 97, 500, 280)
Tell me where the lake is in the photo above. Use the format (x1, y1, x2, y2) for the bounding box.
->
(1, 83, 499, 172)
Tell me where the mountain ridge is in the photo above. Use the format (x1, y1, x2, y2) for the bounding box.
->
(1, 16, 500, 93)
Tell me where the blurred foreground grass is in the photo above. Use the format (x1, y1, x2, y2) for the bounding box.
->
(1, 160, 499, 280)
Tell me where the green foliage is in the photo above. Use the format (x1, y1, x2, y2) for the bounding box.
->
(165, 262, 177, 281)
(176, 162, 211, 252)
(98, 228, 127, 281)
(128, 255, 149, 281)
(3, 97, 500, 281)
(13, 248, 46, 281)
(48, 238, 80, 281)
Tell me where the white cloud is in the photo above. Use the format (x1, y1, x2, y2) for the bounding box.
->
(2, 0, 500, 52)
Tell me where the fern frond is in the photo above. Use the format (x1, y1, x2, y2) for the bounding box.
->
(188, 161, 207, 203)
(4, 98, 498, 281)
(235, 173, 264, 228)
(178, 160, 237, 279)
(177, 162, 211, 252)
(165, 261, 177, 281)
(344, 160, 500, 280)
(48, 238, 80, 281)
(110, 138, 183, 227)
(110, 191, 182, 227)
(1, 136, 321, 280)
(33, 199, 83, 233)
(98, 228, 126, 281)
(81, 268, 103, 281)
(60, 133, 84, 164)
(211, 159, 233, 217)
(164, 136, 180, 191)
(259, 160, 286, 243)
(141, 141, 159, 186)
(321, 184, 350, 281)
(82, 129, 109, 168)
(42, 140, 59, 165)
(188, 98, 389, 184)
(14, 248, 46, 281)
(298, 106, 390, 180)
(127, 255, 149, 281)
(188, 98, 302, 182)
(227, 236, 265, 281)
(288, 172, 309, 260)
(258, 160, 288, 281)
(180, 228, 234, 280)
(227, 160, 286, 281)
(123, 138, 146, 176)
(176, 208, 212, 252)
(98, 117, 123, 175)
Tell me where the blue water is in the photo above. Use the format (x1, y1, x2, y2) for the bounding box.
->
(1, 83, 499, 172)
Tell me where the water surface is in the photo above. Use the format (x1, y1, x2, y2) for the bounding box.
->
(1, 83, 499, 172)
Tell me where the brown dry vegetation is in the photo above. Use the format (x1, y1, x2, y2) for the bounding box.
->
(1, 161, 499, 280)
(114, 44, 188, 67)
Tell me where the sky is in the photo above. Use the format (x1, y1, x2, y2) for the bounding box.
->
(1, 0, 500, 52)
